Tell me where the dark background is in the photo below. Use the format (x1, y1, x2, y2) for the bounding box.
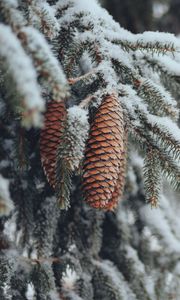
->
(101, 0, 180, 34)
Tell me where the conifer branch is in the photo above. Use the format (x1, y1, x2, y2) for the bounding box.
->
(137, 112, 180, 160)
(0, 24, 44, 127)
(13, 127, 29, 172)
(18, 27, 69, 101)
(25, 0, 60, 39)
(56, 107, 89, 209)
(111, 38, 177, 55)
(56, 158, 72, 210)
(0, 0, 180, 298)
(143, 147, 162, 207)
(129, 124, 180, 191)
(134, 79, 178, 119)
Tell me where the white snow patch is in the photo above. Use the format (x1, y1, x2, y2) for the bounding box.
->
(62, 264, 79, 291)
(0, 175, 14, 216)
(26, 284, 35, 300)
(0, 24, 44, 127)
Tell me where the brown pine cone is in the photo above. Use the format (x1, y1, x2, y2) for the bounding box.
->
(83, 94, 126, 210)
(40, 101, 67, 188)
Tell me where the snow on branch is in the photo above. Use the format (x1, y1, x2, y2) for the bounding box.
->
(139, 113, 180, 160)
(57, 0, 180, 56)
(56, 106, 89, 209)
(135, 79, 178, 119)
(0, 24, 44, 128)
(0, 175, 14, 216)
(0, 0, 25, 31)
(19, 26, 68, 101)
(27, 0, 60, 39)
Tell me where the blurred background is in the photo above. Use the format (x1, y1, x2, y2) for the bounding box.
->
(101, 0, 180, 35)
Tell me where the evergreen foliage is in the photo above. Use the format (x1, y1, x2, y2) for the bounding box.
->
(0, 0, 180, 299)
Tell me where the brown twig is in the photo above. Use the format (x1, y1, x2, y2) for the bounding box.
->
(68, 69, 97, 85)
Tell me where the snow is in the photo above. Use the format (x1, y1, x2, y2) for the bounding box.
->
(142, 79, 177, 109)
(151, 54, 180, 76)
(48, 290, 60, 300)
(160, 194, 180, 241)
(0, 0, 180, 298)
(1, 0, 26, 30)
(136, 31, 180, 49)
(141, 197, 180, 254)
(65, 106, 89, 170)
(5, 0, 18, 5)
(125, 245, 145, 274)
(58, 0, 180, 54)
(27, 0, 60, 39)
(26, 284, 35, 300)
(147, 115, 180, 143)
(4, 214, 17, 242)
(21, 26, 68, 101)
(68, 106, 88, 124)
(92, 259, 137, 300)
(0, 24, 44, 127)
(56, 0, 120, 33)
(127, 166, 139, 195)
(0, 174, 14, 216)
(142, 227, 162, 252)
(62, 264, 79, 291)
(0, 160, 10, 168)
(119, 84, 149, 126)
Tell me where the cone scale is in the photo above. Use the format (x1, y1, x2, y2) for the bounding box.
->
(83, 94, 126, 210)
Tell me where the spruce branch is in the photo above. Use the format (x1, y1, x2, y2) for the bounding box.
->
(143, 55, 180, 93)
(134, 79, 178, 119)
(18, 27, 69, 101)
(55, 158, 71, 210)
(0, 0, 180, 298)
(92, 259, 137, 300)
(13, 126, 29, 173)
(155, 149, 180, 191)
(33, 196, 60, 257)
(129, 124, 180, 191)
(55, 0, 180, 208)
(0, 24, 44, 128)
(92, 262, 122, 300)
(123, 95, 179, 193)
(56, 107, 89, 209)
(110, 38, 177, 55)
(62, 40, 88, 77)
(137, 112, 180, 161)
(25, 0, 60, 39)
(57, 1, 179, 57)
(31, 262, 58, 300)
(143, 147, 162, 207)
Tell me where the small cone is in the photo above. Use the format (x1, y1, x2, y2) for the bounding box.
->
(40, 101, 67, 188)
(83, 94, 126, 210)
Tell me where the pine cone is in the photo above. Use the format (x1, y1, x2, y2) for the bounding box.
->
(40, 101, 67, 188)
(83, 94, 126, 210)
